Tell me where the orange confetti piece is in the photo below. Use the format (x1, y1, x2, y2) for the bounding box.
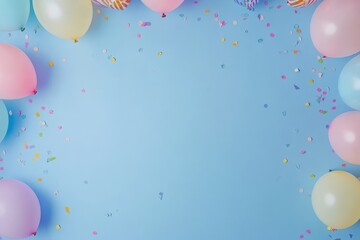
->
(37, 178, 42, 182)
(49, 61, 54, 67)
(65, 206, 70, 214)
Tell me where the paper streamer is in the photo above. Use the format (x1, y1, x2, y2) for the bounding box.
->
(92, 0, 130, 10)
(287, 0, 317, 8)
(234, 0, 259, 10)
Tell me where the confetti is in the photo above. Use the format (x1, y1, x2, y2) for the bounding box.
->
(65, 206, 71, 214)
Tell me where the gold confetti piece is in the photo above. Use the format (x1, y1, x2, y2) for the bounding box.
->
(49, 61, 54, 67)
(221, 38, 226, 42)
(205, 9, 209, 13)
(282, 158, 288, 164)
(305, 102, 310, 107)
(157, 51, 163, 56)
(232, 41, 238, 46)
(296, 28, 301, 34)
(37, 178, 42, 182)
(309, 79, 314, 84)
(104, 16, 108, 20)
(55, 225, 61, 230)
(35, 112, 40, 117)
(110, 57, 116, 62)
(65, 206, 70, 214)
(34, 153, 40, 158)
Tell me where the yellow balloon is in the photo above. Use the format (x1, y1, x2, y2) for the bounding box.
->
(33, 0, 93, 41)
(312, 171, 360, 229)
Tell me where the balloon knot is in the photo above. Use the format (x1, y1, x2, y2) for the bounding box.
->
(162, 13, 166, 18)
(33, 89, 38, 95)
(32, 232, 37, 236)
(73, 39, 79, 43)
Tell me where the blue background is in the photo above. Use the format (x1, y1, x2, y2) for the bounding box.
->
(0, 0, 359, 239)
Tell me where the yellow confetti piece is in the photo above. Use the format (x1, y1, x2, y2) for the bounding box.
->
(34, 153, 40, 158)
(37, 178, 42, 182)
(49, 61, 54, 67)
(35, 112, 40, 117)
(157, 51, 163, 56)
(205, 9, 209, 13)
(104, 16, 108, 20)
(221, 38, 226, 42)
(305, 102, 310, 107)
(232, 41, 238, 46)
(282, 158, 288, 164)
(65, 206, 70, 214)
(110, 57, 116, 63)
(309, 79, 314, 84)
(55, 225, 61, 230)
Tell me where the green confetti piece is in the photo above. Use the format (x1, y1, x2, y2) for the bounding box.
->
(47, 157, 56, 163)
(38, 132, 43, 137)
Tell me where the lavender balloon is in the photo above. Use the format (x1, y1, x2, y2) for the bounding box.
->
(0, 179, 41, 238)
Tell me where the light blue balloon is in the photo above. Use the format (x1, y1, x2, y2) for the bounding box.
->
(339, 55, 360, 110)
(0, 101, 9, 143)
(0, 0, 30, 32)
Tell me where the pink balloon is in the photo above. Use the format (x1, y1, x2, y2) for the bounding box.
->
(0, 179, 41, 238)
(0, 43, 37, 99)
(328, 112, 360, 165)
(141, 0, 184, 16)
(310, 0, 360, 58)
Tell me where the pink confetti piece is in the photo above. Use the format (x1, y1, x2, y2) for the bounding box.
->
(49, 110, 54, 115)
(41, 106, 46, 110)
(270, 33, 275, 38)
(281, 75, 287, 80)
(92, 231, 98, 235)
(299, 235, 304, 239)
(266, 23, 270, 27)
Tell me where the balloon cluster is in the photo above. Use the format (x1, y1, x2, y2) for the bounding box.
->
(306, 0, 360, 230)
(0, 0, 186, 238)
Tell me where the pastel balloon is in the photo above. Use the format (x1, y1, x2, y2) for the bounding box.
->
(338, 55, 360, 110)
(33, 0, 93, 41)
(0, 43, 37, 99)
(0, 101, 9, 143)
(0, 179, 41, 238)
(141, 0, 184, 16)
(92, 0, 130, 10)
(310, 0, 360, 58)
(0, 0, 30, 32)
(312, 171, 360, 229)
(287, 0, 317, 8)
(328, 111, 360, 165)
